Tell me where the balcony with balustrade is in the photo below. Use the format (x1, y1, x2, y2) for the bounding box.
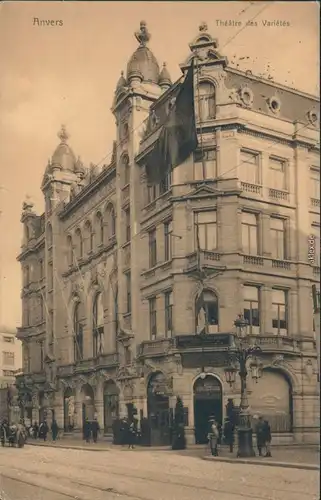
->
(137, 333, 306, 360)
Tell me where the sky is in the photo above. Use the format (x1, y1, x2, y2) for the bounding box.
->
(0, 1, 319, 328)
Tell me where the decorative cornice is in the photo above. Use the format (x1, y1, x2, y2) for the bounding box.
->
(59, 166, 116, 220)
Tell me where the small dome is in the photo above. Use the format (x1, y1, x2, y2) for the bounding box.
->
(74, 156, 86, 177)
(127, 46, 160, 83)
(126, 21, 160, 84)
(159, 62, 172, 86)
(50, 125, 80, 174)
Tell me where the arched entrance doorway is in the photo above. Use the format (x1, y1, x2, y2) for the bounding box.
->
(63, 388, 75, 432)
(193, 375, 223, 444)
(147, 372, 171, 446)
(103, 380, 119, 433)
(249, 368, 293, 433)
(81, 384, 95, 426)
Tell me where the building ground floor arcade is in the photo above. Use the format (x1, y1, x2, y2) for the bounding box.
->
(16, 340, 320, 446)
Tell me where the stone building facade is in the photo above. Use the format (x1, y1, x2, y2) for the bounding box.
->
(16, 22, 320, 444)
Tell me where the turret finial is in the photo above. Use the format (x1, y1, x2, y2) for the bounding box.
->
(135, 20, 151, 46)
(57, 124, 69, 143)
(199, 21, 208, 32)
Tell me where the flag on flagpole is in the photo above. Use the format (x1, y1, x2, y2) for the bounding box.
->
(146, 58, 198, 184)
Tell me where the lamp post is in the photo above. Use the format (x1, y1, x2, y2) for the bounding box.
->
(224, 314, 263, 458)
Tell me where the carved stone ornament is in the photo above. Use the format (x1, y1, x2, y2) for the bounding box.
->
(272, 354, 284, 366)
(239, 86, 254, 107)
(304, 359, 314, 379)
(267, 96, 281, 114)
(76, 375, 87, 389)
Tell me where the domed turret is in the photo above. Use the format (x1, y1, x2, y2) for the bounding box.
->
(51, 125, 78, 173)
(158, 62, 172, 91)
(126, 21, 160, 85)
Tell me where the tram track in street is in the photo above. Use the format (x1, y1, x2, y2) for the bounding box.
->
(0, 458, 318, 500)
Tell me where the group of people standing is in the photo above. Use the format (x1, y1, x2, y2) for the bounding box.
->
(28, 419, 59, 442)
(207, 415, 272, 458)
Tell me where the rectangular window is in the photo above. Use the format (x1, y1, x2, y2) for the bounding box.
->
(149, 297, 157, 339)
(272, 289, 288, 335)
(269, 157, 286, 190)
(241, 212, 258, 255)
(124, 208, 131, 242)
(147, 184, 157, 204)
(149, 228, 157, 268)
(195, 211, 217, 251)
(164, 221, 173, 261)
(270, 217, 286, 260)
(2, 351, 15, 366)
(243, 285, 260, 334)
(310, 167, 320, 200)
(125, 272, 131, 314)
(164, 291, 173, 337)
(193, 149, 217, 181)
(240, 150, 260, 184)
(159, 170, 172, 195)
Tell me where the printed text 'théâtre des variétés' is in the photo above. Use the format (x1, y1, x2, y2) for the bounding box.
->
(215, 20, 290, 27)
(33, 18, 63, 27)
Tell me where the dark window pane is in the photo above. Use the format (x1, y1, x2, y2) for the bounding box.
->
(207, 302, 218, 325)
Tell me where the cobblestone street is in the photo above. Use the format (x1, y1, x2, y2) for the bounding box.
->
(0, 444, 319, 500)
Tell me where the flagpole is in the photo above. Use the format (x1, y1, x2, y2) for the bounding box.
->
(194, 53, 206, 181)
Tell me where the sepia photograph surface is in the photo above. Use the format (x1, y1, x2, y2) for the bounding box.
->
(0, 1, 319, 499)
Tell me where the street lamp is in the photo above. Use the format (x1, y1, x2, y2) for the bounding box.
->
(225, 314, 263, 458)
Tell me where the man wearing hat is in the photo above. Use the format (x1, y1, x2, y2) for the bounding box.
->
(207, 416, 219, 456)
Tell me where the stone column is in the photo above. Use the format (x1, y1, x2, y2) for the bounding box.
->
(94, 380, 104, 430)
(74, 385, 83, 430)
(53, 389, 64, 429)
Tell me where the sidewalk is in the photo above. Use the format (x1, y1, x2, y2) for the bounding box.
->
(26, 438, 320, 470)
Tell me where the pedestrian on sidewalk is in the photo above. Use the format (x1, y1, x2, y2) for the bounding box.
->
(51, 419, 59, 442)
(83, 417, 91, 443)
(208, 417, 219, 456)
(91, 417, 100, 443)
(223, 417, 235, 453)
(33, 421, 39, 439)
(263, 419, 272, 457)
(255, 416, 265, 456)
(39, 420, 49, 442)
(128, 419, 136, 449)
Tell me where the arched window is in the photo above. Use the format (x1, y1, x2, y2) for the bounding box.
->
(95, 212, 104, 246)
(84, 220, 93, 254)
(93, 292, 104, 357)
(73, 302, 84, 362)
(195, 289, 219, 334)
(39, 294, 44, 322)
(66, 235, 73, 267)
(106, 203, 116, 240)
(122, 154, 130, 186)
(39, 259, 44, 280)
(24, 225, 30, 243)
(24, 265, 30, 287)
(74, 228, 83, 260)
(197, 81, 216, 121)
(47, 223, 53, 248)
